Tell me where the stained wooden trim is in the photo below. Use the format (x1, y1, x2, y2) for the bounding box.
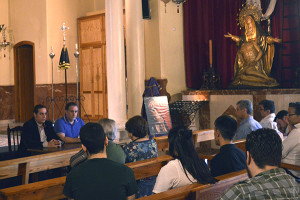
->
(281, 163, 300, 171)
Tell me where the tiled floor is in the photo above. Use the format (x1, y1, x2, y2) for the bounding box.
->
(0, 134, 15, 147)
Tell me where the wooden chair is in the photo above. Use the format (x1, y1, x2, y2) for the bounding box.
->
(7, 125, 23, 158)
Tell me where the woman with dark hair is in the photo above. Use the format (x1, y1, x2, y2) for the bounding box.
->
(123, 115, 158, 198)
(153, 126, 215, 193)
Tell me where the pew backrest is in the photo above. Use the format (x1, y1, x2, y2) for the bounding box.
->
(0, 176, 66, 200)
(0, 155, 174, 200)
(139, 169, 247, 200)
(125, 155, 173, 180)
(233, 139, 246, 152)
(192, 170, 248, 200)
(0, 148, 81, 184)
(154, 129, 214, 151)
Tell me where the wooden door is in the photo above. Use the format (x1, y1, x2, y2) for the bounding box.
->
(14, 41, 35, 122)
(78, 14, 107, 121)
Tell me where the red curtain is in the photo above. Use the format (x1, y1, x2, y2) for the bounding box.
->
(184, 0, 287, 89)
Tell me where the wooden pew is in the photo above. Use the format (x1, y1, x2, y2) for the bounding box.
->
(126, 155, 173, 180)
(0, 148, 81, 184)
(191, 170, 247, 200)
(154, 129, 214, 151)
(233, 139, 246, 152)
(0, 176, 66, 200)
(139, 170, 247, 200)
(0, 155, 173, 200)
(198, 140, 300, 172)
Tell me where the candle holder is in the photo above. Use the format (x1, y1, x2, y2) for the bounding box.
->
(201, 66, 220, 90)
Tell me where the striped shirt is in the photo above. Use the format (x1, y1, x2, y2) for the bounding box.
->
(219, 168, 300, 200)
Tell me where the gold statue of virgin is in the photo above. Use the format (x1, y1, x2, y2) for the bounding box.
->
(225, 4, 281, 87)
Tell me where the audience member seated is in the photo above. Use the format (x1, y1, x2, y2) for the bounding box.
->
(234, 100, 261, 140)
(54, 102, 84, 143)
(69, 118, 126, 168)
(18, 105, 61, 156)
(63, 123, 137, 200)
(153, 126, 216, 194)
(219, 128, 299, 199)
(210, 115, 246, 177)
(275, 110, 293, 138)
(282, 102, 300, 178)
(258, 100, 283, 139)
(123, 116, 158, 198)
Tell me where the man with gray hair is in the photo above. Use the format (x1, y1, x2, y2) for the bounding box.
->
(234, 100, 262, 140)
(70, 118, 126, 168)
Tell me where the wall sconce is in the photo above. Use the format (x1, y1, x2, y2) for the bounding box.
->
(172, 0, 186, 13)
(0, 24, 12, 58)
(161, 0, 186, 13)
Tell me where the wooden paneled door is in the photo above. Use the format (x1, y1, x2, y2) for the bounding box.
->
(14, 41, 35, 122)
(78, 14, 108, 121)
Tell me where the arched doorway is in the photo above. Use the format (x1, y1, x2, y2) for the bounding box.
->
(14, 41, 35, 122)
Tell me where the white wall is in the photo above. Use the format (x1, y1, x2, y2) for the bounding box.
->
(144, 0, 187, 98)
(46, 0, 94, 84)
(159, 1, 186, 98)
(9, 0, 48, 85)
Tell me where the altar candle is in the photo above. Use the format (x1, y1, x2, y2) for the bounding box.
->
(209, 40, 212, 66)
(75, 43, 78, 50)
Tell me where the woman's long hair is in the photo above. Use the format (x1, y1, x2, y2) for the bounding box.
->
(168, 126, 216, 184)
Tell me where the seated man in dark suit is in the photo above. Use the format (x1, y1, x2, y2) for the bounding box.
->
(210, 115, 246, 177)
(18, 105, 61, 156)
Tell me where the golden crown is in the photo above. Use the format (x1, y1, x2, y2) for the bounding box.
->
(238, 3, 262, 28)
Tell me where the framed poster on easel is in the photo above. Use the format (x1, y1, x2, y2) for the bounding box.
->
(144, 96, 172, 138)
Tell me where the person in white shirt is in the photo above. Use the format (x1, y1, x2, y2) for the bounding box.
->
(258, 100, 283, 140)
(282, 102, 300, 178)
(152, 127, 215, 193)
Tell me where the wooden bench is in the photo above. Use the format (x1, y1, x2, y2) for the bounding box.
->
(0, 148, 81, 184)
(191, 170, 247, 200)
(0, 155, 173, 200)
(154, 129, 214, 151)
(233, 139, 246, 152)
(139, 169, 247, 200)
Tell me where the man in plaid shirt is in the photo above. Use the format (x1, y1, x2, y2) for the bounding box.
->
(219, 128, 299, 199)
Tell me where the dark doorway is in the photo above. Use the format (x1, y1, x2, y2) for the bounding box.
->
(14, 41, 35, 122)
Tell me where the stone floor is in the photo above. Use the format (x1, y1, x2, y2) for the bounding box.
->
(0, 134, 20, 148)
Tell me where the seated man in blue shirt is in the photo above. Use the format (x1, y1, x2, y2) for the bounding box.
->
(55, 102, 84, 143)
(234, 100, 261, 140)
(210, 115, 246, 177)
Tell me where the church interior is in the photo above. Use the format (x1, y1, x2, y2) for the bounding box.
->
(0, 0, 299, 129)
(0, 0, 299, 198)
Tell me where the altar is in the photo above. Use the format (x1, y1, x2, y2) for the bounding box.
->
(182, 89, 300, 130)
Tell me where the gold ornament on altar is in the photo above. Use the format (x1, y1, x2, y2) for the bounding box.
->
(225, 3, 281, 88)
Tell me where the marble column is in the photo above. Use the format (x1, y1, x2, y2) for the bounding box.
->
(105, 0, 127, 127)
(125, 0, 146, 118)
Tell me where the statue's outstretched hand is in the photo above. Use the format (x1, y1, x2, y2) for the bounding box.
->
(224, 32, 233, 38)
(273, 38, 282, 43)
(267, 36, 282, 44)
(224, 32, 239, 42)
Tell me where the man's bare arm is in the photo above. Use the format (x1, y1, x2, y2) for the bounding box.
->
(57, 133, 81, 143)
